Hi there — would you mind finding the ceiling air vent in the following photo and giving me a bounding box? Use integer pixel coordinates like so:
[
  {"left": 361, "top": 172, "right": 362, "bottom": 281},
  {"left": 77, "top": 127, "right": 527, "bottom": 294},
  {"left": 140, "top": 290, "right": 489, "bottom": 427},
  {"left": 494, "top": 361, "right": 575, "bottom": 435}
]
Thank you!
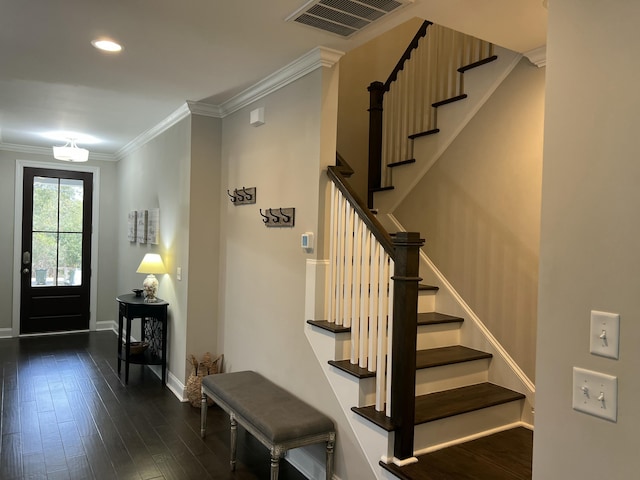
[{"left": 286, "top": 0, "right": 414, "bottom": 38}]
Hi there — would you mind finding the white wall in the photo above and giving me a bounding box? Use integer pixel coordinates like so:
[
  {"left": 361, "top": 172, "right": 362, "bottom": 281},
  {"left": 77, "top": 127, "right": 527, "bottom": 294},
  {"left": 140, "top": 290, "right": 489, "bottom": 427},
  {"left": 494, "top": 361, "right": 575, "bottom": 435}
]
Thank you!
[
  {"left": 218, "top": 66, "right": 372, "bottom": 479},
  {"left": 0, "top": 150, "right": 118, "bottom": 332},
  {"left": 534, "top": 1, "right": 640, "bottom": 478},
  {"left": 394, "top": 58, "right": 544, "bottom": 380},
  {"left": 336, "top": 17, "right": 425, "bottom": 202}
]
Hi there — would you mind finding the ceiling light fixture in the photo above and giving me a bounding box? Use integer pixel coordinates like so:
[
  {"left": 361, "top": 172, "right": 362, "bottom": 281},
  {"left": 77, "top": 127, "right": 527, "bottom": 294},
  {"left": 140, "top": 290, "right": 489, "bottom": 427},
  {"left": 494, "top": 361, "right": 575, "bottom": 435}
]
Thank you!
[
  {"left": 53, "top": 138, "right": 89, "bottom": 162},
  {"left": 91, "top": 38, "right": 123, "bottom": 52}
]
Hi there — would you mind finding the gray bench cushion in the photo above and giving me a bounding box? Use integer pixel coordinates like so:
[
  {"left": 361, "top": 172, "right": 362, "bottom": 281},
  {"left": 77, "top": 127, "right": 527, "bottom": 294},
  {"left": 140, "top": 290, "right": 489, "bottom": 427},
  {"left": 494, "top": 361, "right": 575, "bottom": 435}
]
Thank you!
[{"left": 201, "top": 371, "right": 334, "bottom": 443}]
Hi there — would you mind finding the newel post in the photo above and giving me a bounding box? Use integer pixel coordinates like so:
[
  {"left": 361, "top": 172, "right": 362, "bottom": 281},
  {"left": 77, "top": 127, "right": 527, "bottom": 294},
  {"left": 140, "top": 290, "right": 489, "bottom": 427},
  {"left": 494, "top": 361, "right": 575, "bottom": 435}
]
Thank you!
[
  {"left": 367, "top": 81, "right": 385, "bottom": 209},
  {"left": 391, "top": 231, "right": 424, "bottom": 461}
]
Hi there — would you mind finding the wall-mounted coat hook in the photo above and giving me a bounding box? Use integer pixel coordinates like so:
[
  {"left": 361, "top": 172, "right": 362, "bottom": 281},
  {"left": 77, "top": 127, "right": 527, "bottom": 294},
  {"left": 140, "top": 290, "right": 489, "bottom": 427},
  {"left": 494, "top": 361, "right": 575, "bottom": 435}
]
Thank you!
[
  {"left": 228, "top": 186, "right": 257, "bottom": 205},
  {"left": 260, "top": 207, "right": 295, "bottom": 227}
]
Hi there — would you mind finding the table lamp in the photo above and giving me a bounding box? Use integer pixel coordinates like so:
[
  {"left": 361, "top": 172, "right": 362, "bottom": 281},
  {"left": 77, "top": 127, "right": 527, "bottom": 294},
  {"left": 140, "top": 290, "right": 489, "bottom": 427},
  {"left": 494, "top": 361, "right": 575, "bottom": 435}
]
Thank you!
[{"left": 136, "top": 253, "right": 166, "bottom": 302}]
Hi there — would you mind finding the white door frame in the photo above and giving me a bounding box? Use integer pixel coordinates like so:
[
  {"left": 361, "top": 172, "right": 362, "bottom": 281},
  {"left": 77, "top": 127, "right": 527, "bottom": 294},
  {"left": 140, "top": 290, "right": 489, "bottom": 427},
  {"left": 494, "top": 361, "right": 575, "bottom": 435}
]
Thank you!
[{"left": 12, "top": 160, "right": 101, "bottom": 337}]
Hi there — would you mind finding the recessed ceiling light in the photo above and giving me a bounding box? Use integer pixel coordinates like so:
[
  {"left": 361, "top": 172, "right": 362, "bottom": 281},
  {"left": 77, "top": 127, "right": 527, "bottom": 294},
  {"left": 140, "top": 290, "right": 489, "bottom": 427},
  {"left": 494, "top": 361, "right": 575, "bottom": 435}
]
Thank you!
[{"left": 91, "top": 39, "right": 122, "bottom": 53}]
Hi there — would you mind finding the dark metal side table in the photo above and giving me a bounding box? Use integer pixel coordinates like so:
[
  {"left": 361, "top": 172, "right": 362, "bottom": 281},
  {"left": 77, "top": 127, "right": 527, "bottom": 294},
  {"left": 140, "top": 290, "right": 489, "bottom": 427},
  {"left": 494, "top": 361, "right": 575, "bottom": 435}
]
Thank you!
[{"left": 116, "top": 293, "right": 169, "bottom": 385}]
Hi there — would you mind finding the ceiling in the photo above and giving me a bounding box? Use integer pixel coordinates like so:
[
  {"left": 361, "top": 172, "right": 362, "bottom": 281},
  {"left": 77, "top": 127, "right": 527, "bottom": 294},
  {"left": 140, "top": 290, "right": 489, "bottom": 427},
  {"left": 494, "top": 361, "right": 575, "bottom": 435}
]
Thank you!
[{"left": 0, "top": 0, "right": 547, "bottom": 160}]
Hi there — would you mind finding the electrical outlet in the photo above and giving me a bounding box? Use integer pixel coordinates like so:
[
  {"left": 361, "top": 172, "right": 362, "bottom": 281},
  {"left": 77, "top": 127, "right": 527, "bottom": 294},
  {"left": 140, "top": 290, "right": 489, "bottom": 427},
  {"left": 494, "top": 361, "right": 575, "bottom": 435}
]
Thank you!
[
  {"left": 590, "top": 310, "right": 620, "bottom": 359},
  {"left": 572, "top": 367, "right": 617, "bottom": 422}
]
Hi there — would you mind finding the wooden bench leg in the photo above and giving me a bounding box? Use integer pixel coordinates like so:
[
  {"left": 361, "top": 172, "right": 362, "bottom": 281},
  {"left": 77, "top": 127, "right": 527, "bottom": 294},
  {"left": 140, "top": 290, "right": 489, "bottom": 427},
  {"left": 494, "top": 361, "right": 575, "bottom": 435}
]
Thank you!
[
  {"left": 200, "top": 391, "right": 208, "bottom": 438},
  {"left": 326, "top": 432, "right": 336, "bottom": 480},
  {"left": 230, "top": 413, "right": 238, "bottom": 471}
]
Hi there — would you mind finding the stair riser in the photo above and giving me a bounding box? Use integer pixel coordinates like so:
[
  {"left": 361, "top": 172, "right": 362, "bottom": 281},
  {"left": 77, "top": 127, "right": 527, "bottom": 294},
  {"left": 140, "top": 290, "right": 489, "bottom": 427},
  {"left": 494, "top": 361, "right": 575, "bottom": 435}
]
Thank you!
[
  {"left": 354, "top": 359, "right": 490, "bottom": 403},
  {"left": 413, "top": 400, "right": 524, "bottom": 454},
  {"left": 415, "top": 359, "right": 489, "bottom": 396},
  {"left": 418, "top": 293, "right": 435, "bottom": 312},
  {"left": 416, "top": 323, "right": 461, "bottom": 350}
]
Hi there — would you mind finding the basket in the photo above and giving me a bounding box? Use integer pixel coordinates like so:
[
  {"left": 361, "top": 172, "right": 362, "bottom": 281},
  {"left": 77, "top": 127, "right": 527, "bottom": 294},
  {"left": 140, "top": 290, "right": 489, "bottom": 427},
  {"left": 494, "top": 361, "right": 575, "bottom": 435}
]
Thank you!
[
  {"left": 186, "top": 352, "right": 223, "bottom": 408},
  {"left": 128, "top": 341, "right": 149, "bottom": 355}
]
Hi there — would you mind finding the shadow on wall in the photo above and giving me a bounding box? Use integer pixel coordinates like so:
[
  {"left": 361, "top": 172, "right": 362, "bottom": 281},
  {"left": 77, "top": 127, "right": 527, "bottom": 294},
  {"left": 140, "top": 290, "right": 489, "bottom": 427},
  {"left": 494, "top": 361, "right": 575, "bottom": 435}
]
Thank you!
[{"left": 398, "top": 168, "right": 538, "bottom": 381}]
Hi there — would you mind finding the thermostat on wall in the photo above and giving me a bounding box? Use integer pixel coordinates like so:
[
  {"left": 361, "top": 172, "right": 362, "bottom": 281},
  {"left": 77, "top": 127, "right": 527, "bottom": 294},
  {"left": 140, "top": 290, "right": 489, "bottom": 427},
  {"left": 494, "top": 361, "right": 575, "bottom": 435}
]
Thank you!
[{"left": 301, "top": 232, "right": 314, "bottom": 250}]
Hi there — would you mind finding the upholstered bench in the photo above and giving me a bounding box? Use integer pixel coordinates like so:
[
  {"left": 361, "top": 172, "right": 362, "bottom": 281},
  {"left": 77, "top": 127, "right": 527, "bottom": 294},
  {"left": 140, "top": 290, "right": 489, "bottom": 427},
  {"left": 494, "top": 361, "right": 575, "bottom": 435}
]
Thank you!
[{"left": 200, "top": 370, "right": 336, "bottom": 480}]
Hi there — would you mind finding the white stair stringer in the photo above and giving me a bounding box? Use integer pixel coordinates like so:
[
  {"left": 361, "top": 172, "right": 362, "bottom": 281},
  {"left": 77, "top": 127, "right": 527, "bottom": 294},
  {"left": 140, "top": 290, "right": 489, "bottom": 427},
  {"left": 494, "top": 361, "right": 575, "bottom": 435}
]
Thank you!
[
  {"left": 385, "top": 215, "right": 535, "bottom": 424},
  {"left": 304, "top": 259, "right": 393, "bottom": 480},
  {"left": 374, "top": 46, "right": 523, "bottom": 215},
  {"left": 304, "top": 322, "right": 394, "bottom": 480}
]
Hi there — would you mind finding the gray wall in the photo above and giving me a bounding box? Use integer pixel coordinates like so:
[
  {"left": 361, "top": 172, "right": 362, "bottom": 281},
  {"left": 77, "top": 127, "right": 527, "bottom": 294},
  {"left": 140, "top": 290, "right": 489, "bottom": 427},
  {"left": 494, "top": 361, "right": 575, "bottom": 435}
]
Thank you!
[
  {"left": 115, "top": 116, "right": 194, "bottom": 385},
  {"left": 218, "top": 66, "right": 372, "bottom": 479},
  {"left": 534, "top": 1, "right": 640, "bottom": 478},
  {"left": 394, "top": 58, "right": 544, "bottom": 380}
]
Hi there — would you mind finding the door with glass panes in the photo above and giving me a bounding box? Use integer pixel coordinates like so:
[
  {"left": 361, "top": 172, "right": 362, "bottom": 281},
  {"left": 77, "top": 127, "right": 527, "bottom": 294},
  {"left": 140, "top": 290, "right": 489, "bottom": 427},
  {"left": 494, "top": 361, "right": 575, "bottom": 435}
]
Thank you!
[{"left": 20, "top": 167, "right": 93, "bottom": 334}]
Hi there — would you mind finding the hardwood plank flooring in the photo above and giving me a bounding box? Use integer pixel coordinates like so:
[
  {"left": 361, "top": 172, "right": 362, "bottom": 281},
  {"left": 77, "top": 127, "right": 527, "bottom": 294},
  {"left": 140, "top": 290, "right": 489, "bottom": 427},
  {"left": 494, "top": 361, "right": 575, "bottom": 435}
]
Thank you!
[
  {"left": 380, "top": 427, "right": 533, "bottom": 480},
  {"left": 0, "top": 332, "right": 307, "bottom": 480}
]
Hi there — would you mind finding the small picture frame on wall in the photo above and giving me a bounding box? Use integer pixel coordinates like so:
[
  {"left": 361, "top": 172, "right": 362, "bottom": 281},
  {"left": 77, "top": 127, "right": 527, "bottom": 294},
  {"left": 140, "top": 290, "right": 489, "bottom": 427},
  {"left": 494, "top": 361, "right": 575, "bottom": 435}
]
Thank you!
[
  {"left": 137, "top": 209, "right": 148, "bottom": 244},
  {"left": 148, "top": 208, "right": 160, "bottom": 245},
  {"left": 127, "top": 211, "right": 137, "bottom": 242}
]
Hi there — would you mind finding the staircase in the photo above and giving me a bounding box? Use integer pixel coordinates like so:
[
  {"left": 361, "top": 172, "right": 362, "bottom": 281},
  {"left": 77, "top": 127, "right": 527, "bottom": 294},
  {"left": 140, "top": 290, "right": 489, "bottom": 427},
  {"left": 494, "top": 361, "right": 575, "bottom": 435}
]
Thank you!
[
  {"left": 307, "top": 273, "right": 531, "bottom": 479},
  {"left": 304, "top": 20, "right": 533, "bottom": 480}
]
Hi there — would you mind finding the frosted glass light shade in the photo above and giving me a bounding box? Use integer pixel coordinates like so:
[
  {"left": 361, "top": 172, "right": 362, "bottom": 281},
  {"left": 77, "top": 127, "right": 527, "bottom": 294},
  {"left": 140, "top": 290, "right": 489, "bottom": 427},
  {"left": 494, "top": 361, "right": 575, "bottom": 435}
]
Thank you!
[{"left": 53, "top": 139, "right": 89, "bottom": 162}]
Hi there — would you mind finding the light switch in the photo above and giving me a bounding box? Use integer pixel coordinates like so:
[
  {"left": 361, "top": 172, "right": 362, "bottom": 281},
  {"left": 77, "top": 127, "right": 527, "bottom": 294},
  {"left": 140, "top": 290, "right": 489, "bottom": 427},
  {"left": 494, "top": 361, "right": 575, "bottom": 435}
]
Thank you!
[
  {"left": 177, "top": 267, "right": 182, "bottom": 281},
  {"left": 572, "top": 367, "right": 617, "bottom": 422},
  {"left": 590, "top": 310, "right": 620, "bottom": 359}
]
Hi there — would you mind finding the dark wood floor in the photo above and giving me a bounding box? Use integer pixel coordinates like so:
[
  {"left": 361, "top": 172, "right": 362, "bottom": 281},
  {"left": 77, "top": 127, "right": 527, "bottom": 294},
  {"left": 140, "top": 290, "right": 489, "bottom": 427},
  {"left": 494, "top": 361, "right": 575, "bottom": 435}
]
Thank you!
[
  {"left": 0, "top": 331, "right": 308, "bottom": 480},
  {"left": 381, "top": 427, "right": 533, "bottom": 480}
]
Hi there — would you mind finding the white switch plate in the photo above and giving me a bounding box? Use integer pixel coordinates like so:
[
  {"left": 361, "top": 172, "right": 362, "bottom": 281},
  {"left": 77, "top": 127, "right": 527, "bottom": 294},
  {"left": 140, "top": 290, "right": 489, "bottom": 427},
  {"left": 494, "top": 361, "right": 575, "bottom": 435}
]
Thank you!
[
  {"left": 177, "top": 266, "right": 182, "bottom": 281},
  {"left": 572, "top": 367, "right": 617, "bottom": 422},
  {"left": 590, "top": 310, "right": 620, "bottom": 359}
]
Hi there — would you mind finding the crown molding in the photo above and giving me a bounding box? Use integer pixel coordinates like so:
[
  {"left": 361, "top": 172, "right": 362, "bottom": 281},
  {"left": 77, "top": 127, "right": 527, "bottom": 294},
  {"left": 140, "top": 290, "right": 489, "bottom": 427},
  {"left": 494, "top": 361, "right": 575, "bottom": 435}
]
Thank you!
[
  {"left": 0, "top": 142, "right": 115, "bottom": 162},
  {"left": 219, "top": 46, "right": 344, "bottom": 116},
  {"left": 186, "top": 101, "right": 224, "bottom": 118},
  {"left": 524, "top": 45, "right": 546, "bottom": 68},
  {"left": 4, "top": 46, "right": 345, "bottom": 162}
]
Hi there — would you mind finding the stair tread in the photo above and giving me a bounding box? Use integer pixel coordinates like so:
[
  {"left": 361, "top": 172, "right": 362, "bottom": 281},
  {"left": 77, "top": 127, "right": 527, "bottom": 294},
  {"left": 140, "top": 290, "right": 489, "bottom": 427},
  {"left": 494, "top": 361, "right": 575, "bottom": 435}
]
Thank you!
[
  {"left": 352, "top": 383, "right": 524, "bottom": 431},
  {"left": 416, "top": 345, "right": 492, "bottom": 369},
  {"left": 415, "top": 383, "right": 525, "bottom": 424},
  {"left": 417, "top": 312, "right": 463, "bottom": 325},
  {"left": 380, "top": 426, "right": 532, "bottom": 480},
  {"left": 388, "top": 158, "right": 416, "bottom": 168},
  {"left": 418, "top": 284, "right": 439, "bottom": 291},
  {"left": 328, "top": 359, "right": 376, "bottom": 378},
  {"left": 306, "top": 319, "right": 350, "bottom": 333}
]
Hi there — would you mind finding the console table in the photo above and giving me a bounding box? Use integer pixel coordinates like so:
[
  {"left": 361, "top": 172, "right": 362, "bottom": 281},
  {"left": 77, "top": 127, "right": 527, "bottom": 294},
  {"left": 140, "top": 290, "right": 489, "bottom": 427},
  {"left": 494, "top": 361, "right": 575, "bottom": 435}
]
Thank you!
[{"left": 116, "top": 293, "right": 169, "bottom": 385}]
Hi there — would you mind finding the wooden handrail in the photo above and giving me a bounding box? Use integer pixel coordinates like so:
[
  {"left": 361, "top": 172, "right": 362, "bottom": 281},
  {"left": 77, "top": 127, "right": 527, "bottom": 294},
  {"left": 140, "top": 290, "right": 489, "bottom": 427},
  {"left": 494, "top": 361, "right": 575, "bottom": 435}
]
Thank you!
[
  {"left": 384, "top": 21, "right": 432, "bottom": 90},
  {"left": 327, "top": 165, "right": 395, "bottom": 258}
]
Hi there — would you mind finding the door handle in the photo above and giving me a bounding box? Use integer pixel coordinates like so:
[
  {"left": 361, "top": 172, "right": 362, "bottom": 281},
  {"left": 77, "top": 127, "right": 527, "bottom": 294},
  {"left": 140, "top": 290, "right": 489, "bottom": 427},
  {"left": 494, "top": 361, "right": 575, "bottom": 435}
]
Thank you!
[{"left": 22, "top": 268, "right": 30, "bottom": 274}]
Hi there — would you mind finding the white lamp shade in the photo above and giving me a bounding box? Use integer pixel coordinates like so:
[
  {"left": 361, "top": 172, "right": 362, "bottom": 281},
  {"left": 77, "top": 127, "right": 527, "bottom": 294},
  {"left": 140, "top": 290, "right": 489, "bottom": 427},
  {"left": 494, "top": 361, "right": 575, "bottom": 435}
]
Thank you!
[{"left": 136, "top": 253, "right": 166, "bottom": 274}]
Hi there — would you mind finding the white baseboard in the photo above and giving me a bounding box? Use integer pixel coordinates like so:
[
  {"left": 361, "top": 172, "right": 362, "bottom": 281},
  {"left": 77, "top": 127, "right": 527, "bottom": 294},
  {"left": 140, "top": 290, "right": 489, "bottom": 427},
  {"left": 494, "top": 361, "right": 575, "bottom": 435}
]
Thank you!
[
  {"left": 0, "top": 328, "right": 13, "bottom": 338},
  {"left": 96, "top": 320, "right": 117, "bottom": 332}
]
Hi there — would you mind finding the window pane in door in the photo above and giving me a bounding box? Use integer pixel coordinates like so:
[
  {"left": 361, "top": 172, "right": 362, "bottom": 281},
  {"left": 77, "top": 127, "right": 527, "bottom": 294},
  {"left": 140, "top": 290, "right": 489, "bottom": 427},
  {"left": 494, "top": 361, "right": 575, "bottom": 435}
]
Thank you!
[
  {"left": 32, "top": 177, "right": 59, "bottom": 232},
  {"left": 59, "top": 179, "right": 83, "bottom": 232},
  {"left": 32, "top": 232, "right": 57, "bottom": 286},
  {"left": 58, "top": 233, "right": 82, "bottom": 286}
]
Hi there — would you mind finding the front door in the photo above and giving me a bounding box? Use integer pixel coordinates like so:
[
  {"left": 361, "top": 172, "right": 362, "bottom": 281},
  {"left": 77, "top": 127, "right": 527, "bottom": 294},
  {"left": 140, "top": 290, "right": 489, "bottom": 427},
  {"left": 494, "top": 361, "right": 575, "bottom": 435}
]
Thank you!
[{"left": 20, "top": 167, "right": 93, "bottom": 334}]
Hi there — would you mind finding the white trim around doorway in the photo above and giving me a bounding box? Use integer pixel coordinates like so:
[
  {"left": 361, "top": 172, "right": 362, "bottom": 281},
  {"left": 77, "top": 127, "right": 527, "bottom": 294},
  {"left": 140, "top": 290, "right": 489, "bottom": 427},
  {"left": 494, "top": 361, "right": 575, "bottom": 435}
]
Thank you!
[{"left": 12, "top": 160, "right": 101, "bottom": 337}]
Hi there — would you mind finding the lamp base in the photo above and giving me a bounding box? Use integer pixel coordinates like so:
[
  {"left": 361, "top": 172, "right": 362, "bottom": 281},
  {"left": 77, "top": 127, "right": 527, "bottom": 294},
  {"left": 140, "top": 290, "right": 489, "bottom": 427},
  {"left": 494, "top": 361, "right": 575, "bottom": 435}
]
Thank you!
[{"left": 142, "top": 274, "right": 159, "bottom": 303}]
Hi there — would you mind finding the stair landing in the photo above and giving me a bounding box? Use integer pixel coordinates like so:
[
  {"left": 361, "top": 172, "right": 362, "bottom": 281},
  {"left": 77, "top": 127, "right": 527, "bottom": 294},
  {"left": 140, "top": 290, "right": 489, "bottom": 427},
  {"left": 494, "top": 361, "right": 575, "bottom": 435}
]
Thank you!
[{"left": 380, "top": 426, "right": 532, "bottom": 480}]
